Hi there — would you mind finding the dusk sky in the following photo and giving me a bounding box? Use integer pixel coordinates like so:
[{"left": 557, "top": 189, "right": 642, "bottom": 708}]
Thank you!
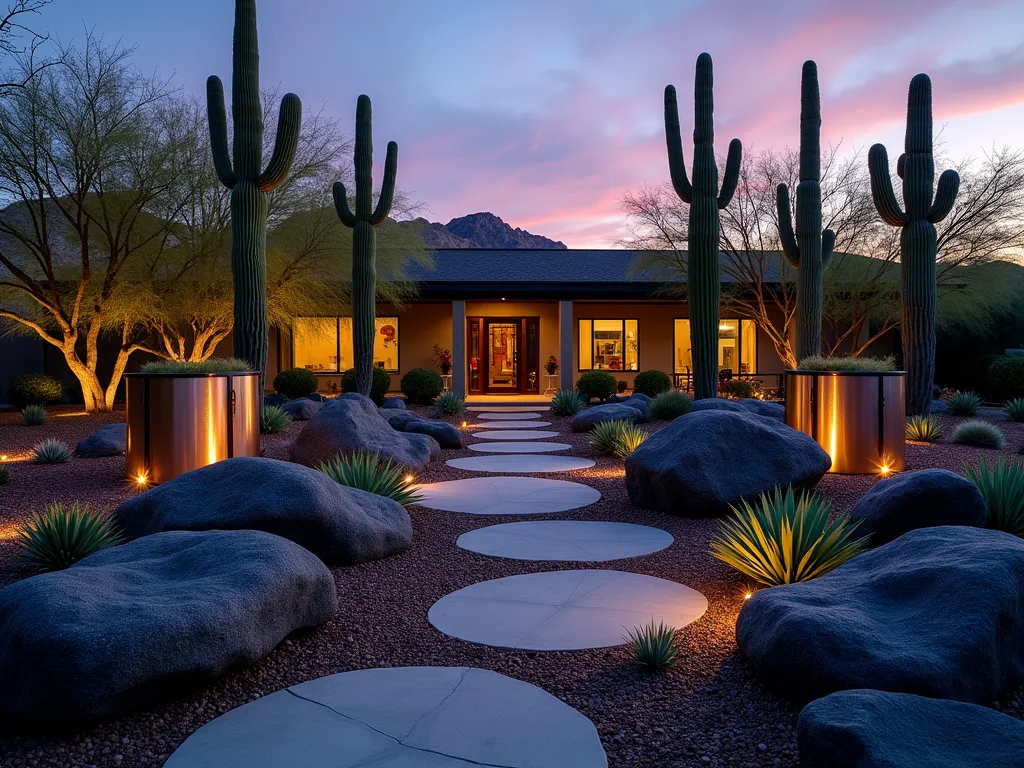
[{"left": 38, "top": 0, "right": 1024, "bottom": 247}]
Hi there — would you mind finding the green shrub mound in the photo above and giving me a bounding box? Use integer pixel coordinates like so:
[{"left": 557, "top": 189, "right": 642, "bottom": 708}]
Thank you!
[
  {"left": 6, "top": 374, "right": 63, "bottom": 409},
  {"left": 400, "top": 368, "right": 442, "bottom": 406},
  {"left": 988, "top": 357, "right": 1024, "bottom": 402},
  {"left": 906, "top": 415, "right": 942, "bottom": 443},
  {"left": 140, "top": 358, "right": 251, "bottom": 374},
  {"left": 952, "top": 420, "right": 1004, "bottom": 449},
  {"left": 22, "top": 405, "right": 47, "bottom": 426},
  {"left": 948, "top": 391, "right": 983, "bottom": 416},
  {"left": 724, "top": 379, "right": 755, "bottom": 399},
  {"left": 575, "top": 370, "right": 617, "bottom": 402},
  {"left": 15, "top": 502, "right": 124, "bottom": 572},
  {"left": 273, "top": 367, "right": 318, "bottom": 399},
  {"left": 798, "top": 355, "right": 898, "bottom": 372},
  {"left": 649, "top": 390, "right": 693, "bottom": 420},
  {"left": 550, "top": 389, "right": 586, "bottom": 417},
  {"left": 963, "top": 458, "right": 1024, "bottom": 538},
  {"left": 260, "top": 405, "right": 292, "bottom": 434},
  {"left": 343, "top": 367, "right": 392, "bottom": 405},
  {"left": 319, "top": 451, "right": 423, "bottom": 507},
  {"left": 1003, "top": 398, "right": 1024, "bottom": 423},
  {"left": 632, "top": 370, "right": 672, "bottom": 397},
  {"left": 433, "top": 391, "right": 467, "bottom": 417},
  {"left": 625, "top": 620, "right": 680, "bottom": 672}
]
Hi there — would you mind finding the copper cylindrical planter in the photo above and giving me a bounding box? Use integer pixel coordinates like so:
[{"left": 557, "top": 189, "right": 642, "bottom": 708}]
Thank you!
[
  {"left": 785, "top": 370, "right": 906, "bottom": 474},
  {"left": 125, "top": 371, "right": 260, "bottom": 485}
]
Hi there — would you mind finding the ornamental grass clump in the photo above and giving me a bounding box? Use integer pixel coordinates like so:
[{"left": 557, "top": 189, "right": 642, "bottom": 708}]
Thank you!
[
  {"left": 906, "top": 414, "right": 942, "bottom": 443},
  {"left": 260, "top": 405, "right": 292, "bottom": 435},
  {"left": 15, "top": 502, "right": 124, "bottom": 572},
  {"left": 319, "top": 451, "right": 423, "bottom": 507},
  {"left": 798, "top": 354, "right": 898, "bottom": 372},
  {"left": 952, "top": 420, "right": 1004, "bottom": 449},
  {"left": 550, "top": 389, "right": 585, "bottom": 417},
  {"left": 947, "top": 391, "right": 983, "bottom": 416},
  {"left": 964, "top": 458, "right": 1024, "bottom": 537},
  {"left": 1003, "top": 398, "right": 1024, "bottom": 423},
  {"left": 710, "top": 486, "right": 868, "bottom": 586},
  {"left": 624, "top": 620, "right": 680, "bottom": 672},
  {"left": 433, "top": 390, "right": 467, "bottom": 417},
  {"left": 140, "top": 358, "right": 251, "bottom": 374},
  {"left": 21, "top": 405, "right": 47, "bottom": 426},
  {"left": 32, "top": 438, "right": 72, "bottom": 464},
  {"left": 588, "top": 419, "right": 647, "bottom": 459},
  {"left": 649, "top": 389, "right": 693, "bottom": 420},
  {"left": 611, "top": 423, "right": 648, "bottom": 460}
]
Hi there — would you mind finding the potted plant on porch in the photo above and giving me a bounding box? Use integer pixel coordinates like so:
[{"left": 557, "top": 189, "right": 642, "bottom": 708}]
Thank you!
[
  {"left": 433, "top": 344, "right": 453, "bottom": 376},
  {"left": 545, "top": 355, "right": 558, "bottom": 375}
]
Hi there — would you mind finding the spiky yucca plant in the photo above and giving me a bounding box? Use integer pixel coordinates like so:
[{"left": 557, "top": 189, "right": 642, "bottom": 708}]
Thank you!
[
  {"left": 964, "top": 458, "right": 1024, "bottom": 537},
  {"left": 952, "top": 420, "right": 1004, "bottom": 449},
  {"left": 1003, "top": 398, "right": 1024, "bottom": 423},
  {"left": 649, "top": 389, "right": 693, "bottom": 420},
  {"left": 260, "top": 404, "right": 292, "bottom": 434},
  {"left": 433, "top": 390, "right": 467, "bottom": 417},
  {"left": 906, "top": 414, "right": 942, "bottom": 443},
  {"left": 710, "top": 486, "right": 868, "bottom": 586},
  {"left": 612, "top": 423, "right": 648, "bottom": 460},
  {"left": 624, "top": 620, "right": 680, "bottom": 672},
  {"left": 21, "top": 405, "right": 47, "bottom": 426},
  {"left": 319, "top": 451, "right": 423, "bottom": 507},
  {"left": 948, "top": 391, "right": 983, "bottom": 416},
  {"left": 32, "top": 438, "right": 72, "bottom": 464},
  {"left": 550, "top": 389, "right": 586, "bottom": 417},
  {"left": 15, "top": 502, "right": 124, "bottom": 572}
]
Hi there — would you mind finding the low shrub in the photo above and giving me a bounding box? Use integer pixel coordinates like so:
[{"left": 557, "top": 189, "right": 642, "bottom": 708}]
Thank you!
[
  {"left": 433, "top": 390, "right": 467, "bottom": 417},
  {"left": 987, "top": 357, "right": 1024, "bottom": 401},
  {"left": 724, "top": 379, "right": 755, "bottom": 399},
  {"left": 952, "top": 420, "right": 1004, "bottom": 449},
  {"left": 15, "top": 502, "right": 124, "bottom": 572},
  {"left": 6, "top": 373, "right": 63, "bottom": 409},
  {"left": 319, "top": 451, "right": 423, "bottom": 507},
  {"left": 649, "top": 389, "right": 693, "bottom": 420},
  {"left": 550, "top": 389, "right": 585, "bottom": 417},
  {"left": 1003, "top": 398, "right": 1024, "bottom": 423},
  {"left": 588, "top": 419, "right": 648, "bottom": 459},
  {"left": 32, "top": 438, "right": 73, "bottom": 464},
  {"left": 632, "top": 370, "right": 672, "bottom": 397},
  {"left": 906, "top": 415, "right": 942, "bottom": 443},
  {"left": 140, "top": 358, "right": 250, "bottom": 374},
  {"left": 343, "top": 366, "right": 392, "bottom": 405},
  {"left": 710, "top": 486, "right": 868, "bottom": 586},
  {"left": 260, "top": 405, "right": 292, "bottom": 434},
  {"left": 624, "top": 620, "right": 680, "bottom": 672},
  {"left": 575, "top": 370, "right": 617, "bottom": 402},
  {"left": 948, "top": 391, "right": 983, "bottom": 416},
  {"left": 399, "top": 367, "right": 442, "bottom": 406},
  {"left": 799, "top": 355, "right": 898, "bottom": 372},
  {"left": 963, "top": 458, "right": 1024, "bottom": 537},
  {"left": 22, "top": 405, "right": 47, "bottom": 426},
  {"left": 273, "top": 367, "right": 318, "bottom": 399}
]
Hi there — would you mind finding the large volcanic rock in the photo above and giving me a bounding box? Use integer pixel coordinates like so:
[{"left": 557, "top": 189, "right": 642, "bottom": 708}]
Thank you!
[
  {"left": 378, "top": 409, "right": 465, "bottom": 449},
  {"left": 798, "top": 689, "right": 1024, "bottom": 768},
  {"left": 737, "top": 398, "right": 785, "bottom": 420},
  {"left": 690, "top": 397, "right": 747, "bottom": 413},
  {"left": 281, "top": 398, "right": 322, "bottom": 421},
  {"left": 625, "top": 410, "right": 830, "bottom": 516},
  {"left": 75, "top": 423, "right": 126, "bottom": 457},
  {"left": 570, "top": 403, "right": 647, "bottom": 433},
  {"left": 290, "top": 393, "right": 439, "bottom": 470},
  {"left": 114, "top": 457, "right": 412, "bottom": 565},
  {"left": 0, "top": 530, "right": 337, "bottom": 724},
  {"left": 737, "top": 526, "right": 1024, "bottom": 704}
]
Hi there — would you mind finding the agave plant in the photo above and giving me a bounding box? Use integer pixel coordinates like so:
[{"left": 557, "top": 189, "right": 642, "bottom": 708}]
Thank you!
[
  {"left": 952, "top": 420, "right": 1004, "bottom": 449},
  {"left": 947, "top": 390, "right": 983, "bottom": 416},
  {"left": 260, "top": 404, "right": 292, "bottom": 435},
  {"left": 1003, "top": 398, "right": 1024, "bottom": 423},
  {"left": 32, "top": 438, "right": 72, "bottom": 464},
  {"left": 906, "top": 414, "right": 942, "bottom": 443},
  {"left": 649, "top": 389, "right": 693, "bottom": 420},
  {"left": 964, "top": 458, "right": 1024, "bottom": 537},
  {"left": 319, "top": 451, "right": 423, "bottom": 507},
  {"left": 612, "top": 423, "right": 648, "bottom": 460},
  {"left": 21, "top": 404, "right": 47, "bottom": 426},
  {"left": 433, "top": 390, "right": 467, "bottom": 417},
  {"left": 710, "top": 486, "right": 868, "bottom": 586},
  {"left": 624, "top": 619, "right": 680, "bottom": 671},
  {"left": 15, "top": 502, "right": 124, "bottom": 572},
  {"left": 550, "top": 389, "right": 585, "bottom": 417}
]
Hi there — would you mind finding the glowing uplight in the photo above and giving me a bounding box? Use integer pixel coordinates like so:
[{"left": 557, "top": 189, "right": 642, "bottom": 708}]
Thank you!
[
  {"left": 744, "top": 592, "right": 752, "bottom": 601},
  {"left": 462, "top": 421, "right": 468, "bottom": 427},
  {"left": 874, "top": 454, "right": 897, "bottom": 478},
  {"left": 133, "top": 471, "right": 150, "bottom": 489},
  {"left": 0, "top": 454, "right": 7, "bottom": 462},
  {"left": 404, "top": 474, "right": 415, "bottom": 484}
]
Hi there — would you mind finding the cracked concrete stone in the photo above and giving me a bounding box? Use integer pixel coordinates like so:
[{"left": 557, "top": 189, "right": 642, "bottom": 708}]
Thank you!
[
  {"left": 457, "top": 521, "right": 674, "bottom": 562},
  {"left": 165, "top": 666, "right": 607, "bottom": 767},
  {"left": 468, "top": 442, "right": 571, "bottom": 454},
  {"left": 471, "top": 430, "right": 559, "bottom": 441},
  {"left": 416, "top": 477, "right": 601, "bottom": 515},
  {"left": 446, "top": 455, "right": 596, "bottom": 473}
]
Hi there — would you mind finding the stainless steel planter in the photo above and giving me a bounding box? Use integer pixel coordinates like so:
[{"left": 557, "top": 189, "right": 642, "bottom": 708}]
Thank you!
[
  {"left": 125, "top": 371, "right": 260, "bottom": 485},
  {"left": 785, "top": 370, "right": 906, "bottom": 475}
]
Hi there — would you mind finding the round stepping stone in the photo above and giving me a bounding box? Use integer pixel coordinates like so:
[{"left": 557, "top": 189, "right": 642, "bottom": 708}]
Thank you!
[
  {"left": 458, "top": 521, "right": 674, "bottom": 561},
  {"left": 467, "top": 406, "right": 548, "bottom": 413},
  {"left": 469, "top": 441, "right": 571, "bottom": 454},
  {"left": 447, "top": 455, "right": 595, "bottom": 473},
  {"left": 417, "top": 477, "right": 601, "bottom": 515},
  {"left": 473, "top": 420, "right": 552, "bottom": 429},
  {"left": 473, "top": 429, "right": 559, "bottom": 440},
  {"left": 429, "top": 570, "right": 708, "bottom": 651},
  {"left": 477, "top": 412, "right": 542, "bottom": 420},
  {"left": 165, "top": 666, "right": 607, "bottom": 768}
]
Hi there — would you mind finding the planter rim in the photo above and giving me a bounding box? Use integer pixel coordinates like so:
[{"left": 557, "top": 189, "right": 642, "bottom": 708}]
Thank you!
[
  {"left": 785, "top": 368, "right": 906, "bottom": 377},
  {"left": 125, "top": 370, "right": 258, "bottom": 379}
]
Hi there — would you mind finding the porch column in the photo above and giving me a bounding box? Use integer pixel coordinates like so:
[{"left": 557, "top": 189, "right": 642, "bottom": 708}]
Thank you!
[
  {"left": 452, "top": 300, "right": 466, "bottom": 397},
  {"left": 558, "top": 300, "right": 574, "bottom": 392}
]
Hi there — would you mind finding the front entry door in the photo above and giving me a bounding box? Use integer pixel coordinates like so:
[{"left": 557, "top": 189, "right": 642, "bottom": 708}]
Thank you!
[
  {"left": 467, "top": 316, "right": 541, "bottom": 395},
  {"left": 485, "top": 320, "right": 518, "bottom": 393}
]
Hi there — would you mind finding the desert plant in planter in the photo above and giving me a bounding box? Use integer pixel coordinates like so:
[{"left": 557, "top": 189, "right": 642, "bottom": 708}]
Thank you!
[
  {"left": 15, "top": 502, "right": 124, "bottom": 572},
  {"left": 649, "top": 389, "right": 693, "bottom": 420},
  {"left": 273, "top": 367, "right": 318, "bottom": 399},
  {"left": 575, "top": 370, "right": 617, "bottom": 402},
  {"left": 319, "top": 451, "right": 422, "bottom": 507},
  {"left": 550, "top": 389, "right": 586, "bottom": 417}
]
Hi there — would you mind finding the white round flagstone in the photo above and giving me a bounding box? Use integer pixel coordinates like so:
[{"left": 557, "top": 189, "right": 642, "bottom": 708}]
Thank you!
[
  {"left": 477, "top": 412, "right": 542, "bottom": 420},
  {"left": 416, "top": 476, "right": 601, "bottom": 515},
  {"left": 469, "top": 441, "right": 571, "bottom": 454},
  {"left": 447, "top": 455, "right": 595, "bottom": 473},
  {"left": 473, "top": 429, "right": 559, "bottom": 440},
  {"left": 467, "top": 406, "right": 547, "bottom": 413},
  {"left": 165, "top": 666, "right": 607, "bottom": 768},
  {"left": 457, "top": 521, "right": 674, "bottom": 562},
  {"left": 429, "top": 570, "right": 708, "bottom": 651},
  {"left": 471, "top": 420, "right": 552, "bottom": 429}
]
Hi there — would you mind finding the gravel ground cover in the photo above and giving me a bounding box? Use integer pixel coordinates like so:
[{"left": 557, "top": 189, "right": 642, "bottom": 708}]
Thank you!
[{"left": 0, "top": 404, "right": 1022, "bottom": 767}]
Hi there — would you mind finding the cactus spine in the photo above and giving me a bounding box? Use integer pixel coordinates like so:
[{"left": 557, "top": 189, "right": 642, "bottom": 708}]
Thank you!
[
  {"left": 665, "top": 52, "right": 742, "bottom": 400},
  {"left": 778, "top": 61, "right": 835, "bottom": 364},
  {"left": 868, "top": 74, "right": 960, "bottom": 416},
  {"left": 333, "top": 95, "right": 398, "bottom": 397},
  {"left": 207, "top": 0, "right": 301, "bottom": 384}
]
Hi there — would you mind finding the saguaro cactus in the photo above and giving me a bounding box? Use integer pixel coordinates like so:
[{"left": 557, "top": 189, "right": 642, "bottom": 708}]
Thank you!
[
  {"left": 333, "top": 95, "right": 398, "bottom": 397},
  {"left": 665, "top": 52, "right": 742, "bottom": 400},
  {"left": 208, "top": 0, "right": 301, "bottom": 383},
  {"left": 868, "top": 74, "right": 959, "bottom": 417},
  {"left": 778, "top": 61, "right": 836, "bottom": 364}
]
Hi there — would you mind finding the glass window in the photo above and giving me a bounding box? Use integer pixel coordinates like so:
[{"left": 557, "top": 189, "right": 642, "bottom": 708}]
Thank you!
[
  {"left": 294, "top": 316, "right": 399, "bottom": 373},
  {"left": 718, "top": 319, "right": 739, "bottom": 374},
  {"left": 578, "top": 319, "right": 639, "bottom": 371},
  {"left": 740, "top": 320, "right": 757, "bottom": 375},
  {"left": 674, "top": 318, "right": 757, "bottom": 374},
  {"left": 674, "top": 319, "right": 692, "bottom": 373},
  {"left": 578, "top": 319, "right": 592, "bottom": 370}
]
